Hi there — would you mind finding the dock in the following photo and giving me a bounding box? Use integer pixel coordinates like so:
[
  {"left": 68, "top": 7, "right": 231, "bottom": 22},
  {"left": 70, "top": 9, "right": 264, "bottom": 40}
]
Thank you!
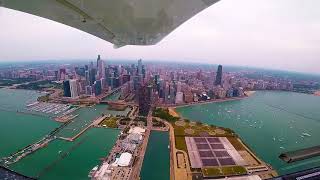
[{"left": 279, "top": 145, "right": 320, "bottom": 163}]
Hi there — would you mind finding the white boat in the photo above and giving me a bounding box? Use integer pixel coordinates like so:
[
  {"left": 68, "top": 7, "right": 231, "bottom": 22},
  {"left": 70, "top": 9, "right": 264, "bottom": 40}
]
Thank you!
[
  {"left": 302, "top": 133, "right": 311, "bottom": 137},
  {"left": 26, "top": 102, "right": 39, "bottom": 107},
  {"left": 88, "top": 165, "right": 98, "bottom": 178}
]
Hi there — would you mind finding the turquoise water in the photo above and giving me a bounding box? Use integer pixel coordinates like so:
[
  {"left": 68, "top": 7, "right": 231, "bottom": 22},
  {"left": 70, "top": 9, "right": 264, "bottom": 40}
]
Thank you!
[
  {"left": 140, "top": 131, "right": 170, "bottom": 180},
  {"left": 0, "top": 89, "right": 121, "bottom": 179},
  {"left": 102, "top": 92, "right": 120, "bottom": 101},
  {"left": 0, "top": 89, "right": 59, "bottom": 158},
  {"left": 0, "top": 89, "right": 46, "bottom": 110},
  {"left": 11, "top": 128, "right": 119, "bottom": 180},
  {"left": 176, "top": 91, "right": 320, "bottom": 175},
  {"left": 56, "top": 104, "right": 130, "bottom": 138}
]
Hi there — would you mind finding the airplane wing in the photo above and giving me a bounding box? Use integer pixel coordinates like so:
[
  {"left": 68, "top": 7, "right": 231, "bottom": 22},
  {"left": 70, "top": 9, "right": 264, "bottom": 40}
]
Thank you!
[{"left": 0, "top": 0, "right": 220, "bottom": 47}]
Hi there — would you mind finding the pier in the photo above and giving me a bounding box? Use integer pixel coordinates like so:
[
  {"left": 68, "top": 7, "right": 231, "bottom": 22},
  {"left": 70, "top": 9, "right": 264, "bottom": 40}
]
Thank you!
[
  {"left": 279, "top": 145, "right": 320, "bottom": 163},
  {"left": 0, "top": 115, "right": 74, "bottom": 166},
  {"left": 58, "top": 115, "right": 107, "bottom": 142}
]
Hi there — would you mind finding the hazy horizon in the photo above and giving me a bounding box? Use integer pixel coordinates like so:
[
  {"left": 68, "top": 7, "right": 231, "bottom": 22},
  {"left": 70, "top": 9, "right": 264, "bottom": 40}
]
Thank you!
[
  {"left": 1, "top": 59, "right": 320, "bottom": 77},
  {"left": 1, "top": 0, "right": 320, "bottom": 74}
]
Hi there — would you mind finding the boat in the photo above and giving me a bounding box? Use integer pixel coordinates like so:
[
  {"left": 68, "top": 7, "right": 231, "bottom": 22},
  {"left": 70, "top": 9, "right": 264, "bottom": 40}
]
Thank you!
[
  {"left": 26, "top": 101, "right": 39, "bottom": 107},
  {"left": 88, "top": 165, "right": 98, "bottom": 178},
  {"left": 302, "top": 133, "right": 311, "bottom": 137}
]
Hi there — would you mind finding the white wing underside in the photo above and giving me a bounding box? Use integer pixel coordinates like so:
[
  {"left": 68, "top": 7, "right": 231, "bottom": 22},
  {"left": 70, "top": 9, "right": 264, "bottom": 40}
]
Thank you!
[{"left": 1, "top": 0, "right": 219, "bottom": 47}]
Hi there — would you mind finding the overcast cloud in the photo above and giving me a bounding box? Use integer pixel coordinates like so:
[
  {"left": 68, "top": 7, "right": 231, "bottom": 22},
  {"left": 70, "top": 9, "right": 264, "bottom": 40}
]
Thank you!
[{"left": 0, "top": 0, "right": 320, "bottom": 74}]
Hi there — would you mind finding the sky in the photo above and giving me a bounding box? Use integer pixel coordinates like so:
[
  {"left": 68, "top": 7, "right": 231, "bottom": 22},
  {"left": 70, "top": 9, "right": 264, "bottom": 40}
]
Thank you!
[{"left": 0, "top": 0, "right": 320, "bottom": 74}]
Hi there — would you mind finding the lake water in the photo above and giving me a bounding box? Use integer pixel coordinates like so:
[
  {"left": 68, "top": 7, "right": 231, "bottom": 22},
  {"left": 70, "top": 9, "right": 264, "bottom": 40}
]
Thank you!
[
  {"left": 0, "top": 89, "right": 120, "bottom": 179},
  {"left": 11, "top": 128, "right": 119, "bottom": 180},
  {"left": 0, "top": 89, "right": 59, "bottom": 158},
  {"left": 56, "top": 104, "right": 130, "bottom": 138},
  {"left": 176, "top": 91, "right": 320, "bottom": 175}
]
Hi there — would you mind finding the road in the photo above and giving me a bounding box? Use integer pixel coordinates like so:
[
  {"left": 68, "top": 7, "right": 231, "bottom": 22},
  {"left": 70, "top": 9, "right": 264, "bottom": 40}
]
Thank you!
[{"left": 129, "top": 110, "right": 152, "bottom": 180}]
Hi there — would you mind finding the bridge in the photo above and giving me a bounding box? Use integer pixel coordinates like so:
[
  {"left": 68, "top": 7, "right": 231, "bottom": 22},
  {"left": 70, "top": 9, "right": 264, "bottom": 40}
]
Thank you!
[
  {"left": 97, "top": 86, "right": 123, "bottom": 102},
  {"left": 100, "top": 100, "right": 137, "bottom": 107}
]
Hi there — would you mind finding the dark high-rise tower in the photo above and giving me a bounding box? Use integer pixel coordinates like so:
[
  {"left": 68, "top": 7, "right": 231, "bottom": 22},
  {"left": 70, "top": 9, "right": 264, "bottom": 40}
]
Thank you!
[
  {"left": 215, "top": 65, "right": 223, "bottom": 86},
  {"left": 63, "top": 80, "right": 71, "bottom": 97},
  {"left": 138, "top": 83, "right": 151, "bottom": 116}
]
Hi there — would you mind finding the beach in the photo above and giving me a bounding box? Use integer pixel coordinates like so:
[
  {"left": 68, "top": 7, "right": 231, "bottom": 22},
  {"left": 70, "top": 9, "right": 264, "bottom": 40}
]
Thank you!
[
  {"left": 244, "top": 91, "right": 256, "bottom": 96},
  {"left": 168, "top": 107, "right": 180, "bottom": 117}
]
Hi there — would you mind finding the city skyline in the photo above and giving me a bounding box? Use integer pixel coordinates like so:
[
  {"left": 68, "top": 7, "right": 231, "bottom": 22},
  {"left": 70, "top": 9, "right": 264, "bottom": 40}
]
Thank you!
[
  {"left": 1, "top": 1, "right": 320, "bottom": 179},
  {"left": 1, "top": 0, "right": 320, "bottom": 74},
  {"left": 0, "top": 56, "right": 320, "bottom": 179}
]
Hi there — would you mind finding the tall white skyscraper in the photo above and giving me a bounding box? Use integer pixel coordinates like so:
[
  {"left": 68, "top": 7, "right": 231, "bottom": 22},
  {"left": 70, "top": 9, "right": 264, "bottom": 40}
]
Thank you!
[
  {"left": 69, "top": 79, "right": 79, "bottom": 98},
  {"left": 97, "top": 55, "right": 105, "bottom": 79}
]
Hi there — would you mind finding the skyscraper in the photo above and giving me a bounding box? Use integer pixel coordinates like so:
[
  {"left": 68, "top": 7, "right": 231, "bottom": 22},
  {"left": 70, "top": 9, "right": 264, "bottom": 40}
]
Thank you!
[
  {"left": 69, "top": 79, "right": 79, "bottom": 98},
  {"left": 137, "top": 59, "right": 142, "bottom": 75},
  {"left": 89, "top": 68, "right": 96, "bottom": 85},
  {"left": 63, "top": 80, "right": 71, "bottom": 97},
  {"left": 59, "top": 68, "right": 66, "bottom": 81},
  {"left": 138, "top": 83, "right": 151, "bottom": 116},
  {"left": 95, "top": 80, "right": 102, "bottom": 95},
  {"left": 85, "top": 70, "right": 90, "bottom": 85},
  {"left": 215, "top": 65, "right": 223, "bottom": 86},
  {"left": 97, "top": 55, "right": 105, "bottom": 79}
]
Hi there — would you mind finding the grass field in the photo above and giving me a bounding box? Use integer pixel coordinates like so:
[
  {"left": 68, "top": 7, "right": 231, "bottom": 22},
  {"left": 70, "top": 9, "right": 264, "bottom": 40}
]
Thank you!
[
  {"left": 202, "top": 166, "right": 247, "bottom": 177},
  {"left": 226, "top": 137, "right": 246, "bottom": 151},
  {"left": 172, "top": 120, "right": 237, "bottom": 152},
  {"left": 99, "top": 117, "right": 119, "bottom": 128}
]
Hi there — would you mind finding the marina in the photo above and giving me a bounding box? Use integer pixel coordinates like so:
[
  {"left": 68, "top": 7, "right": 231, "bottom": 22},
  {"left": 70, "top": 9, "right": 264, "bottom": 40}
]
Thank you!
[
  {"left": 0, "top": 89, "right": 129, "bottom": 179},
  {"left": 27, "top": 102, "right": 78, "bottom": 117}
]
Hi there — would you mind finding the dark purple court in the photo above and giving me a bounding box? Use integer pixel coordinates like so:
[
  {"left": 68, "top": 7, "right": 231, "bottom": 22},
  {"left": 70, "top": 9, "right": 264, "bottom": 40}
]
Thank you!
[{"left": 185, "top": 137, "right": 245, "bottom": 168}]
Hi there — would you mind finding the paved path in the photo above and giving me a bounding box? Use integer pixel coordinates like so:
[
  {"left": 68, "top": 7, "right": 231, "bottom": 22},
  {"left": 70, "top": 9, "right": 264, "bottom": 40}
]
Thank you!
[
  {"left": 153, "top": 117, "right": 192, "bottom": 180},
  {"left": 129, "top": 111, "right": 152, "bottom": 180}
]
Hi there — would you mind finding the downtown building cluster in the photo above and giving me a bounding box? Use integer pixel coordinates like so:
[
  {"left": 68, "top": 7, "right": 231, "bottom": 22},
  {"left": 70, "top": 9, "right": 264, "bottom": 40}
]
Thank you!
[
  {"left": 143, "top": 64, "right": 246, "bottom": 106},
  {"left": 142, "top": 64, "right": 296, "bottom": 107},
  {"left": 0, "top": 59, "right": 303, "bottom": 109},
  {"left": 61, "top": 56, "right": 148, "bottom": 100}
]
